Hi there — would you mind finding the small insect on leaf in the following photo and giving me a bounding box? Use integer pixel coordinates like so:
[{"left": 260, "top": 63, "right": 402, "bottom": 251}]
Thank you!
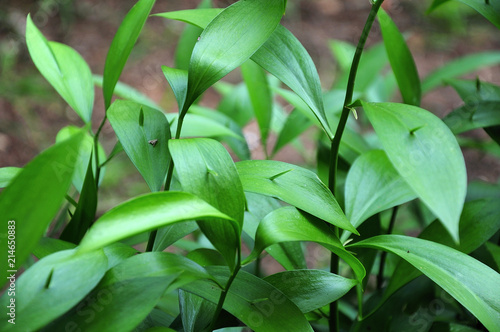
[{"left": 148, "top": 139, "right": 158, "bottom": 147}]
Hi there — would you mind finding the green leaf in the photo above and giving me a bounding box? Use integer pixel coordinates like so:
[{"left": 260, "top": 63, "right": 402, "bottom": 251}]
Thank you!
[
  {"left": 379, "top": 198, "right": 500, "bottom": 310},
  {"left": 26, "top": 15, "right": 94, "bottom": 123},
  {"left": 362, "top": 102, "right": 467, "bottom": 242},
  {"left": 153, "top": 8, "right": 223, "bottom": 29},
  {"left": 55, "top": 125, "right": 106, "bottom": 192},
  {"left": 174, "top": 0, "right": 213, "bottom": 70},
  {"left": 182, "top": 266, "right": 314, "bottom": 332},
  {"left": 167, "top": 113, "right": 242, "bottom": 140},
  {"left": 422, "top": 52, "right": 500, "bottom": 93},
  {"left": 33, "top": 237, "right": 77, "bottom": 259},
  {"left": 169, "top": 138, "right": 245, "bottom": 269},
  {"left": 251, "top": 25, "right": 333, "bottom": 139},
  {"left": 445, "top": 78, "right": 500, "bottom": 102},
  {"left": 0, "top": 249, "right": 107, "bottom": 331},
  {"left": 241, "top": 59, "right": 273, "bottom": 150},
  {"left": 244, "top": 193, "right": 306, "bottom": 270},
  {"left": 378, "top": 9, "right": 421, "bottom": 106},
  {"left": 152, "top": 221, "right": 198, "bottom": 252},
  {"left": 329, "top": 39, "right": 356, "bottom": 73},
  {"left": 236, "top": 160, "right": 357, "bottom": 234},
  {"left": 427, "top": 0, "right": 500, "bottom": 28},
  {"left": 184, "top": 0, "right": 284, "bottom": 111},
  {"left": 103, "top": 0, "right": 155, "bottom": 109},
  {"left": 78, "top": 191, "right": 236, "bottom": 253},
  {"left": 60, "top": 154, "right": 98, "bottom": 244},
  {"left": 93, "top": 74, "right": 163, "bottom": 111},
  {"left": 179, "top": 290, "right": 217, "bottom": 332},
  {"left": 0, "top": 131, "right": 83, "bottom": 284},
  {"left": 162, "top": 66, "right": 188, "bottom": 114},
  {"left": 108, "top": 100, "right": 171, "bottom": 192},
  {"left": 350, "top": 235, "right": 500, "bottom": 332},
  {"left": 443, "top": 101, "right": 500, "bottom": 134},
  {"left": 244, "top": 206, "right": 365, "bottom": 284},
  {"left": 48, "top": 277, "right": 173, "bottom": 332},
  {"left": 99, "top": 252, "right": 218, "bottom": 290},
  {"left": 343, "top": 150, "right": 416, "bottom": 242},
  {"left": 272, "top": 108, "right": 312, "bottom": 156},
  {"left": 264, "top": 270, "right": 358, "bottom": 313},
  {"left": 0, "top": 167, "right": 21, "bottom": 188}
]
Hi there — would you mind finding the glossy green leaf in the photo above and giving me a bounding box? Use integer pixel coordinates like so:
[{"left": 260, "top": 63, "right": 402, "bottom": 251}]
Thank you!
[
  {"left": 78, "top": 191, "right": 236, "bottom": 253},
  {"left": 350, "top": 235, "right": 500, "bottom": 331},
  {"left": 174, "top": 0, "right": 213, "bottom": 70},
  {"left": 153, "top": 221, "right": 198, "bottom": 252},
  {"left": 443, "top": 101, "right": 500, "bottom": 134},
  {"left": 48, "top": 277, "right": 173, "bottom": 332},
  {"left": 169, "top": 138, "right": 245, "bottom": 269},
  {"left": 422, "top": 52, "right": 500, "bottom": 93},
  {"left": 99, "top": 252, "right": 218, "bottom": 290},
  {"left": 343, "top": 150, "right": 416, "bottom": 242},
  {"left": 33, "top": 237, "right": 76, "bottom": 259},
  {"left": 179, "top": 290, "right": 217, "bottom": 332},
  {"left": 103, "top": 0, "right": 155, "bottom": 109},
  {"left": 0, "top": 167, "right": 21, "bottom": 188},
  {"left": 108, "top": 100, "right": 171, "bottom": 192},
  {"left": 158, "top": 8, "right": 332, "bottom": 139},
  {"left": 184, "top": 0, "right": 284, "bottom": 111},
  {"left": 167, "top": 113, "right": 242, "bottom": 140},
  {"left": 189, "top": 105, "right": 251, "bottom": 160},
  {"left": 264, "top": 270, "right": 358, "bottom": 313},
  {"left": 244, "top": 207, "right": 365, "bottom": 283},
  {"left": 0, "top": 131, "right": 83, "bottom": 284},
  {"left": 236, "top": 160, "right": 357, "bottom": 234},
  {"left": 0, "top": 249, "right": 107, "bottom": 331},
  {"left": 362, "top": 102, "right": 467, "bottom": 242},
  {"left": 241, "top": 59, "right": 273, "bottom": 149},
  {"left": 445, "top": 78, "right": 500, "bottom": 102},
  {"left": 427, "top": 0, "right": 500, "bottom": 28},
  {"left": 244, "top": 192, "right": 306, "bottom": 270},
  {"left": 162, "top": 66, "right": 188, "bottom": 114},
  {"left": 378, "top": 9, "right": 421, "bottom": 106},
  {"left": 60, "top": 154, "right": 97, "bottom": 244},
  {"left": 26, "top": 15, "right": 94, "bottom": 123},
  {"left": 187, "top": 248, "right": 226, "bottom": 267},
  {"left": 272, "top": 108, "right": 312, "bottom": 156},
  {"left": 252, "top": 25, "right": 333, "bottom": 139},
  {"left": 216, "top": 82, "right": 254, "bottom": 127},
  {"left": 380, "top": 198, "right": 500, "bottom": 310},
  {"left": 182, "top": 266, "right": 314, "bottom": 332},
  {"left": 93, "top": 74, "right": 163, "bottom": 111}
]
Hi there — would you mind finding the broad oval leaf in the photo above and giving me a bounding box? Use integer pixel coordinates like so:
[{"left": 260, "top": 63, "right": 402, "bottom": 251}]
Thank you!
[
  {"left": 244, "top": 206, "right": 365, "bottom": 284},
  {"left": 184, "top": 0, "right": 284, "bottom": 111},
  {"left": 169, "top": 138, "right": 245, "bottom": 270},
  {"left": 182, "top": 266, "right": 314, "bottom": 332},
  {"left": 378, "top": 9, "right": 421, "bottom": 106},
  {"left": 362, "top": 102, "right": 466, "bottom": 242},
  {"left": 103, "top": 0, "right": 155, "bottom": 109},
  {"left": 343, "top": 150, "right": 416, "bottom": 242},
  {"left": 427, "top": 0, "right": 500, "bottom": 28},
  {"left": 264, "top": 270, "right": 358, "bottom": 313},
  {"left": 0, "top": 249, "right": 107, "bottom": 331},
  {"left": 0, "top": 131, "right": 83, "bottom": 284},
  {"left": 108, "top": 100, "right": 171, "bottom": 192},
  {"left": 78, "top": 191, "right": 236, "bottom": 253},
  {"left": 162, "top": 66, "right": 188, "bottom": 115},
  {"left": 236, "top": 160, "right": 357, "bottom": 234},
  {"left": 350, "top": 235, "right": 500, "bottom": 332},
  {"left": 26, "top": 15, "right": 94, "bottom": 123}
]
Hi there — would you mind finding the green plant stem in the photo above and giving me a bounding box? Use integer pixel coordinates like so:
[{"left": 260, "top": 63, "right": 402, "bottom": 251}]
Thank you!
[
  {"left": 377, "top": 206, "right": 398, "bottom": 289},
  {"left": 93, "top": 114, "right": 108, "bottom": 187},
  {"left": 327, "top": 1, "right": 384, "bottom": 332},
  {"left": 208, "top": 251, "right": 241, "bottom": 332}
]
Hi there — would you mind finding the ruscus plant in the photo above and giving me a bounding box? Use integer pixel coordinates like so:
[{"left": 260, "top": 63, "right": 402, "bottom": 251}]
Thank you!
[{"left": 1, "top": 0, "right": 500, "bottom": 331}]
